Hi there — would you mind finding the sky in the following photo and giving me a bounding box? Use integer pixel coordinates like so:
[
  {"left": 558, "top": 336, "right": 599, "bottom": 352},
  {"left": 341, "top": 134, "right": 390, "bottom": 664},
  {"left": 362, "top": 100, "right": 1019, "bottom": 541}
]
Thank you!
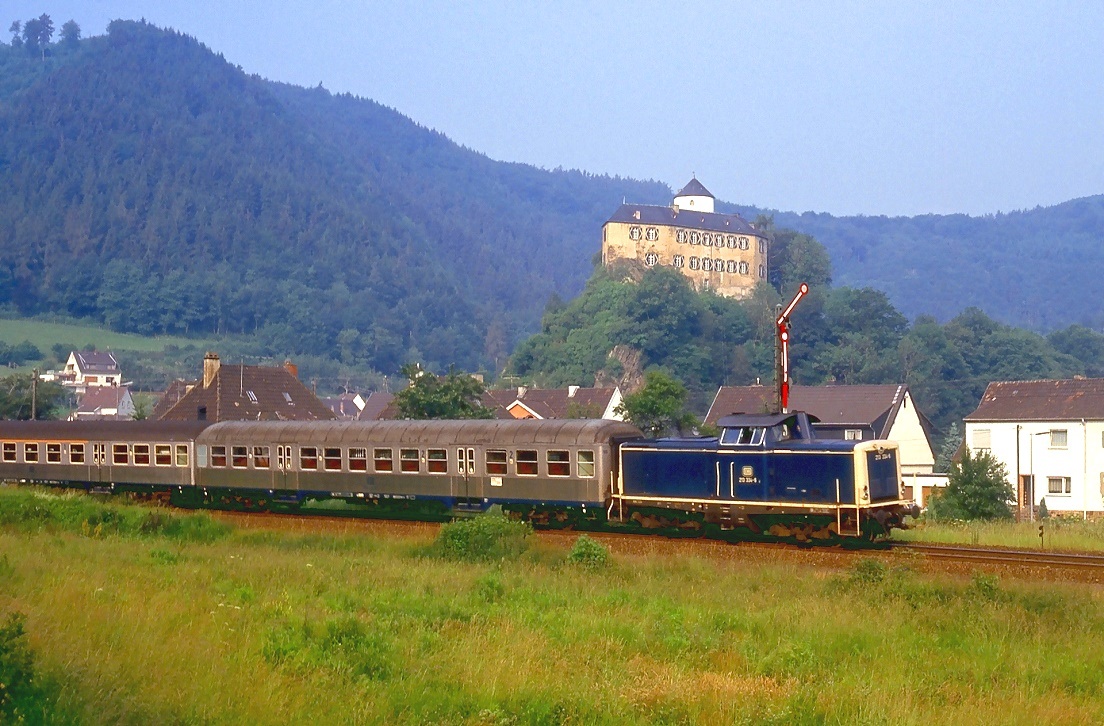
[{"left": 8, "top": 1, "right": 1104, "bottom": 217}]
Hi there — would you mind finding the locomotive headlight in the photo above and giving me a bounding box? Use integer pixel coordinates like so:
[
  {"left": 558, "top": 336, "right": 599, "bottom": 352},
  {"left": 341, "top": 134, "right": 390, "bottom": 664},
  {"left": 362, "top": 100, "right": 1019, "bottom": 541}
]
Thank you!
[{"left": 860, "top": 485, "right": 870, "bottom": 504}]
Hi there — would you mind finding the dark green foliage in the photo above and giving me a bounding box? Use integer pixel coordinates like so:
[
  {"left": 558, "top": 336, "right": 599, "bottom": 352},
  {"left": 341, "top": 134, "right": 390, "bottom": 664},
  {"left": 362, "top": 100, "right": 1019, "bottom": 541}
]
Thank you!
[
  {"left": 929, "top": 449, "right": 1014, "bottom": 521},
  {"left": 0, "top": 612, "right": 52, "bottom": 723},
  {"left": 935, "top": 422, "right": 961, "bottom": 474},
  {"left": 0, "top": 373, "right": 65, "bottom": 420},
  {"left": 566, "top": 534, "right": 611, "bottom": 570},
  {"left": 433, "top": 514, "right": 532, "bottom": 562},
  {"left": 1038, "top": 498, "right": 1049, "bottom": 519},
  {"left": 614, "top": 369, "right": 696, "bottom": 437},
  {"left": 393, "top": 363, "right": 494, "bottom": 419}
]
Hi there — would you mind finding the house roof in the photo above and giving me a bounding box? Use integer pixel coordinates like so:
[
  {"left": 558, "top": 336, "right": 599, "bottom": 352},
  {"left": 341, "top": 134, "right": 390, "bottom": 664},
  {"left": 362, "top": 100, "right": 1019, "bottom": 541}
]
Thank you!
[
  {"left": 357, "top": 392, "right": 395, "bottom": 421},
  {"left": 965, "top": 378, "right": 1104, "bottom": 422},
  {"left": 75, "top": 385, "right": 130, "bottom": 415},
  {"left": 605, "top": 204, "right": 759, "bottom": 236},
  {"left": 706, "top": 384, "right": 914, "bottom": 436},
  {"left": 74, "top": 350, "right": 119, "bottom": 373},
  {"left": 321, "top": 393, "right": 362, "bottom": 420},
  {"left": 151, "top": 380, "right": 196, "bottom": 420},
  {"left": 482, "top": 387, "right": 618, "bottom": 420},
  {"left": 675, "top": 178, "right": 714, "bottom": 199},
  {"left": 156, "top": 362, "right": 335, "bottom": 422}
]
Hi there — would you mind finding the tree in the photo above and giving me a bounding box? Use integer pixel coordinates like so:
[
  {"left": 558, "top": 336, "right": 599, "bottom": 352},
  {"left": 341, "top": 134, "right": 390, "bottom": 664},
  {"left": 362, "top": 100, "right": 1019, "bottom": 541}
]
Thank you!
[
  {"left": 934, "top": 422, "right": 961, "bottom": 473},
  {"left": 8, "top": 20, "right": 21, "bottom": 47},
  {"left": 0, "top": 374, "right": 66, "bottom": 420},
  {"left": 928, "top": 448, "right": 1013, "bottom": 521},
  {"left": 21, "top": 14, "right": 52, "bottom": 60},
  {"left": 60, "top": 19, "right": 80, "bottom": 47},
  {"left": 393, "top": 363, "right": 494, "bottom": 420},
  {"left": 615, "top": 369, "right": 696, "bottom": 437}
]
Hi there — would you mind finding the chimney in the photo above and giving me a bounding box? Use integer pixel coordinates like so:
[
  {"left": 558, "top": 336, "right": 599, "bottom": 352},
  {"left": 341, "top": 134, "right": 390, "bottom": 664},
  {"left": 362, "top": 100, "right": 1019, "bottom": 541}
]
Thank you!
[
  {"left": 568, "top": 385, "right": 579, "bottom": 398},
  {"left": 202, "top": 352, "right": 220, "bottom": 389},
  {"left": 284, "top": 360, "right": 298, "bottom": 379}
]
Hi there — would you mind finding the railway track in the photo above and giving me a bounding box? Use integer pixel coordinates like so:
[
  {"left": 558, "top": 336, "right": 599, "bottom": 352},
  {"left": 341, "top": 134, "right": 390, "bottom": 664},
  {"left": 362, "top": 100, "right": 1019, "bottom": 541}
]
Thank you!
[{"left": 889, "top": 541, "right": 1104, "bottom": 571}]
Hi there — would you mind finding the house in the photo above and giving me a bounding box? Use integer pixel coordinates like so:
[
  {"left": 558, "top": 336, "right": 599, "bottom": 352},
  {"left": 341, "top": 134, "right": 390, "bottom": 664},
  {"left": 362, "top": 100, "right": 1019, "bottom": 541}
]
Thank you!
[
  {"left": 706, "top": 384, "right": 942, "bottom": 503},
  {"left": 70, "top": 385, "right": 135, "bottom": 420},
  {"left": 482, "top": 386, "right": 624, "bottom": 421},
  {"left": 320, "top": 392, "right": 366, "bottom": 420},
  {"left": 155, "top": 353, "right": 335, "bottom": 422},
  {"left": 964, "top": 378, "right": 1104, "bottom": 518},
  {"left": 356, "top": 392, "right": 395, "bottom": 421},
  {"left": 42, "top": 351, "right": 123, "bottom": 392}
]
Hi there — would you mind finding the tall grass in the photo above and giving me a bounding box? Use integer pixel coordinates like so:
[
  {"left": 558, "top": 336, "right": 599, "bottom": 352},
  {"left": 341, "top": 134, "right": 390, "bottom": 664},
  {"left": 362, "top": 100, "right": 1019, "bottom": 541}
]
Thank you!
[
  {"left": 2, "top": 486, "right": 1103, "bottom": 724},
  {"left": 895, "top": 516, "right": 1104, "bottom": 551}
]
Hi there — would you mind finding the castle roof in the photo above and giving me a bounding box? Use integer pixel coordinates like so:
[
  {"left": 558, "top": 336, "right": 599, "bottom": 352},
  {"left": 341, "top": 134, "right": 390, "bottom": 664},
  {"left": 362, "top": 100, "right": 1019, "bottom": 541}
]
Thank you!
[
  {"left": 675, "top": 178, "right": 714, "bottom": 199},
  {"left": 605, "top": 204, "right": 759, "bottom": 236}
]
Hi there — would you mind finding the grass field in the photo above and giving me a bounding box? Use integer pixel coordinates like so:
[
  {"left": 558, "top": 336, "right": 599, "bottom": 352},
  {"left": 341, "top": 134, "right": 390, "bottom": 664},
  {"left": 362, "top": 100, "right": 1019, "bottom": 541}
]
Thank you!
[
  {"left": 3, "top": 486, "right": 1104, "bottom": 725},
  {"left": 0, "top": 317, "right": 213, "bottom": 356},
  {"left": 893, "top": 516, "right": 1104, "bottom": 552}
]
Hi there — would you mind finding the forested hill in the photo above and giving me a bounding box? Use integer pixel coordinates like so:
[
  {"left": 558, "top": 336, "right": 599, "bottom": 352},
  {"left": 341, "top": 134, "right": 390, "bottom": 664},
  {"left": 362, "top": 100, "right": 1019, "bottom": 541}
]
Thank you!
[
  {"left": 726, "top": 196, "right": 1104, "bottom": 332},
  {"left": 0, "top": 20, "right": 668, "bottom": 375}
]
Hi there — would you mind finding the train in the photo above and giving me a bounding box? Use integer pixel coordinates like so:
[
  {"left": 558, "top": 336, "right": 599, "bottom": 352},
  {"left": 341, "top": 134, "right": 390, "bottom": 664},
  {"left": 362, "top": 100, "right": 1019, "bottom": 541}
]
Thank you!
[{"left": 0, "top": 411, "right": 919, "bottom": 542}]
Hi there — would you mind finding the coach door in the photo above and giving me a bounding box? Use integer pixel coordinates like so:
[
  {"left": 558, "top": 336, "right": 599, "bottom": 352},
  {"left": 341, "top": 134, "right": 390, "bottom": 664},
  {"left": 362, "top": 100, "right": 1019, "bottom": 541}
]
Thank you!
[
  {"left": 456, "top": 447, "right": 479, "bottom": 507},
  {"left": 275, "top": 445, "right": 294, "bottom": 493},
  {"left": 92, "top": 442, "right": 108, "bottom": 482}
]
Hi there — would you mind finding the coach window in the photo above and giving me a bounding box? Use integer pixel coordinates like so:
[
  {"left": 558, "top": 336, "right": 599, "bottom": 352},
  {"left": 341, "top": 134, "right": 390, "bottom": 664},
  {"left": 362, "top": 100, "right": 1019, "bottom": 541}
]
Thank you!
[
  {"left": 112, "top": 443, "right": 128, "bottom": 465},
  {"left": 427, "top": 449, "right": 448, "bottom": 474},
  {"left": 46, "top": 443, "right": 62, "bottom": 463},
  {"left": 486, "top": 450, "right": 508, "bottom": 475},
  {"left": 2, "top": 443, "right": 15, "bottom": 462},
  {"left": 134, "top": 444, "right": 151, "bottom": 466},
  {"left": 577, "top": 450, "right": 595, "bottom": 478},
  {"left": 547, "top": 450, "right": 570, "bottom": 477},
  {"left": 70, "top": 443, "right": 85, "bottom": 464},
  {"left": 211, "top": 446, "right": 228, "bottom": 467},
  {"left": 253, "top": 446, "right": 271, "bottom": 469},
  {"left": 517, "top": 449, "right": 538, "bottom": 476},
  {"left": 400, "top": 448, "right": 420, "bottom": 473},
  {"left": 299, "top": 446, "right": 318, "bottom": 470},
  {"left": 231, "top": 446, "right": 248, "bottom": 468},
  {"left": 155, "top": 444, "right": 172, "bottom": 466},
  {"left": 373, "top": 448, "right": 393, "bottom": 472},
  {"left": 349, "top": 448, "right": 368, "bottom": 471},
  {"left": 175, "top": 444, "right": 189, "bottom": 467},
  {"left": 24, "top": 443, "right": 39, "bottom": 463},
  {"left": 323, "top": 447, "right": 342, "bottom": 471}
]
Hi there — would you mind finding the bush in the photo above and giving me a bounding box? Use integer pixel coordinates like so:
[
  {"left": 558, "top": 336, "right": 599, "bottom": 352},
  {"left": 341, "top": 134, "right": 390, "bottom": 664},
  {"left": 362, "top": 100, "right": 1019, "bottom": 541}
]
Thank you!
[
  {"left": 434, "top": 513, "right": 531, "bottom": 563},
  {"left": 929, "top": 449, "right": 1014, "bottom": 521},
  {"left": 0, "top": 613, "right": 49, "bottom": 722},
  {"left": 566, "top": 534, "right": 611, "bottom": 570}
]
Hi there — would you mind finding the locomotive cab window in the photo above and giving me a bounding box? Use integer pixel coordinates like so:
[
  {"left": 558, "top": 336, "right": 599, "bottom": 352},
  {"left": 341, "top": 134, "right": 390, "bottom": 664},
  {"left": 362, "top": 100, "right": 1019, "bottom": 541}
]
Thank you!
[
  {"left": 231, "top": 446, "right": 248, "bottom": 468},
  {"left": 373, "top": 448, "right": 393, "bottom": 472},
  {"left": 211, "top": 446, "right": 228, "bottom": 467},
  {"left": 70, "top": 444, "right": 85, "bottom": 464},
  {"left": 175, "top": 444, "right": 189, "bottom": 467},
  {"left": 486, "top": 450, "right": 508, "bottom": 475},
  {"left": 46, "top": 443, "right": 61, "bottom": 463},
  {"left": 400, "top": 449, "right": 420, "bottom": 473},
  {"left": 547, "top": 450, "right": 570, "bottom": 477},
  {"left": 155, "top": 444, "right": 172, "bottom": 466},
  {"left": 112, "top": 444, "right": 128, "bottom": 465},
  {"left": 720, "top": 427, "right": 763, "bottom": 446},
  {"left": 577, "top": 450, "right": 595, "bottom": 478},
  {"left": 517, "top": 450, "right": 538, "bottom": 476},
  {"left": 2, "top": 443, "right": 15, "bottom": 462},
  {"left": 427, "top": 449, "right": 447, "bottom": 474},
  {"left": 299, "top": 446, "right": 318, "bottom": 470},
  {"left": 349, "top": 448, "right": 368, "bottom": 472},
  {"left": 323, "top": 448, "right": 342, "bottom": 471},
  {"left": 253, "top": 446, "right": 270, "bottom": 469}
]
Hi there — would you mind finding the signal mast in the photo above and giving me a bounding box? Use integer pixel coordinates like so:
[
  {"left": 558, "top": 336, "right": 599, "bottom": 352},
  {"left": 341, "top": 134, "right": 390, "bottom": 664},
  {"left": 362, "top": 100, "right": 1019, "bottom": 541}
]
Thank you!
[{"left": 775, "top": 282, "right": 808, "bottom": 413}]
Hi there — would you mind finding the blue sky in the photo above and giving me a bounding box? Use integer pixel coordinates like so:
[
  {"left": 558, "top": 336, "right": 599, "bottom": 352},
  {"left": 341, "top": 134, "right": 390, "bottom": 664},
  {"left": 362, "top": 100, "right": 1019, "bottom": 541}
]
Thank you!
[{"left": 8, "top": 1, "right": 1104, "bottom": 217}]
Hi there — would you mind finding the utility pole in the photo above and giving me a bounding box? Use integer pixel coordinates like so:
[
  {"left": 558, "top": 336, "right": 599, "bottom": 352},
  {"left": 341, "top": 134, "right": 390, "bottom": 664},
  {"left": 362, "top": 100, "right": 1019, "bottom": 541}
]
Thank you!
[{"left": 31, "top": 368, "right": 38, "bottom": 420}]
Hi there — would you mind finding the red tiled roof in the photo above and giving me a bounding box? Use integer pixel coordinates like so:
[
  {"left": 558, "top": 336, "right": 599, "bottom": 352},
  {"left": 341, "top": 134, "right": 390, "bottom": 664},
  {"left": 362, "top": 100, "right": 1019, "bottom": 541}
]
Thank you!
[
  {"left": 482, "top": 387, "right": 617, "bottom": 420},
  {"left": 706, "top": 384, "right": 909, "bottom": 433},
  {"left": 357, "top": 392, "right": 395, "bottom": 421},
  {"left": 157, "top": 363, "right": 334, "bottom": 422},
  {"left": 965, "top": 378, "right": 1104, "bottom": 422}
]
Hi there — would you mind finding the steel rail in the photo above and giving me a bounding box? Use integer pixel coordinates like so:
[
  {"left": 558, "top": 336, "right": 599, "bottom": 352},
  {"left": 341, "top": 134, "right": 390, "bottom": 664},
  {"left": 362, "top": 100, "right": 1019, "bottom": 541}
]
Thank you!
[{"left": 889, "top": 542, "right": 1104, "bottom": 570}]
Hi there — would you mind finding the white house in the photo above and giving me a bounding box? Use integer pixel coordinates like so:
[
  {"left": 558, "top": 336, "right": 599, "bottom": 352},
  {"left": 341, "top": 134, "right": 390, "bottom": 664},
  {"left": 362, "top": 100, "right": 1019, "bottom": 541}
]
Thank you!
[
  {"left": 964, "top": 378, "right": 1104, "bottom": 518},
  {"left": 70, "top": 385, "right": 135, "bottom": 420},
  {"left": 42, "top": 351, "right": 123, "bottom": 393}
]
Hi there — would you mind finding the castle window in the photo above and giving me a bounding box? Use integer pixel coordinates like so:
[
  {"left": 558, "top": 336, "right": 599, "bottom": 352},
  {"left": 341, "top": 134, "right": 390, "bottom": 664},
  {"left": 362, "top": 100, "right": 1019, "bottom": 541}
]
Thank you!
[
  {"left": 644, "top": 252, "right": 659, "bottom": 267},
  {"left": 676, "top": 229, "right": 688, "bottom": 244},
  {"left": 759, "top": 265, "right": 766, "bottom": 278},
  {"left": 645, "top": 227, "right": 659, "bottom": 241},
  {"left": 758, "top": 239, "right": 766, "bottom": 253},
  {"left": 689, "top": 231, "right": 701, "bottom": 245},
  {"left": 727, "top": 235, "right": 737, "bottom": 248},
  {"left": 673, "top": 255, "right": 685, "bottom": 268},
  {"left": 740, "top": 236, "right": 750, "bottom": 250},
  {"left": 689, "top": 256, "right": 700, "bottom": 270},
  {"left": 740, "top": 261, "right": 749, "bottom": 274},
  {"left": 629, "top": 225, "right": 643, "bottom": 241},
  {"left": 701, "top": 258, "right": 714, "bottom": 272},
  {"left": 702, "top": 232, "right": 713, "bottom": 247},
  {"left": 727, "top": 260, "right": 738, "bottom": 273}
]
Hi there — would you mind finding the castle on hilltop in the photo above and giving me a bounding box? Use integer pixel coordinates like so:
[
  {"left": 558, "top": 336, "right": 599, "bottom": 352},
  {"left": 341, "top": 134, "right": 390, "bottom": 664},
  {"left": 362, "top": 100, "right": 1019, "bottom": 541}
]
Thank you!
[{"left": 601, "top": 178, "right": 768, "bottom": 298}]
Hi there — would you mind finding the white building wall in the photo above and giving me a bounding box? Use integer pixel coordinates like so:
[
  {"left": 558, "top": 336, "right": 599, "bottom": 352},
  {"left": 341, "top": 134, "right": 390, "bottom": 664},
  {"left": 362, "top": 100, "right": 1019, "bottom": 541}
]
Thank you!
[
  {"left": 965, "top": 420, "right": 1104, "bottom": 515},
  {"left": 886, "top": 391, "right": 935, "bottom": 475},
  {"left": 673, "top": 194, "right": 714, "bottom": 213}
]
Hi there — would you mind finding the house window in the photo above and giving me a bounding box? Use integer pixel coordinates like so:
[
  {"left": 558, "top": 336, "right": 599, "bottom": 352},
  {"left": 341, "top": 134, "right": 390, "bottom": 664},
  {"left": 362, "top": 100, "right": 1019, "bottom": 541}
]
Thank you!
[
  {"left": 1048, "top": 476, "right": 1072, "bottom": 495},
  {"left": 486, "top": 450, "right": 508, "bottom": 475},
  {"left": 547, "top": 450, "right": 570, "bottom": 477},
  {"left": 211, "top": 446, "right": 227, "bottom": 467},
  {"left": 427, "top": 449, "right": 448, "bottom": 474},
  {"left": 323, "top": 448, "right": 342, "bottom": 471},
  {"left": 24, "top": 443, "right": 39, "bottom": 463},
  {"left": 400, "top": 449, "right": 420, "bottom": 473},
  {"left": 175, "top": 444, "right": 189, "bottom": 467},
  {"left": 46, "top": 443, "right": 61, "bottom": 463},
  {"left": 133, "top": 444, "right": 150, "bottom": 466},
  {"left": 972, "top": 429, "right": 991, "bottom": 453},
  {"left": 2, "top": 443, "right": 15, "bottom": 462},
  {"left": 155, "top": 444, "right": 172, "bottom": 466},
  {"left": 246, "top": 390, "right": 258, "bottom": 403},
  {"left": 253, "top": 446, "right": 270, "bottom": 469},
  {"left": 578, "top": 450, "right": 595, "bottom": 478},
  {"left": 844, "top": 429, "right": 863, "bottom": 441},
  {"left": 70, "top": 444, "right": 85, "bottom": 464},
  {"left": 112, "top": 444, "right": 128, "bottom": 465},
  {"left": 86, "top": 376, "right": 98, "bottom": 384},
  {"left": 1050, "top": 430, "right": 1068, "bottom": 448},
  {"left": 373, "top": 448, "right": 393, "bottom": 472},
  {"left": 299, "top": 447, "right": 318, "bottom": 470},
  {"left": 231, "top": 446, "right": 248, "bottom": 468},
  {"left": 349, "top": 448, "right": 368, "bottom": 471},
  {"left": 517, "top": 450, "right": 538, "bottom": 476}
]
